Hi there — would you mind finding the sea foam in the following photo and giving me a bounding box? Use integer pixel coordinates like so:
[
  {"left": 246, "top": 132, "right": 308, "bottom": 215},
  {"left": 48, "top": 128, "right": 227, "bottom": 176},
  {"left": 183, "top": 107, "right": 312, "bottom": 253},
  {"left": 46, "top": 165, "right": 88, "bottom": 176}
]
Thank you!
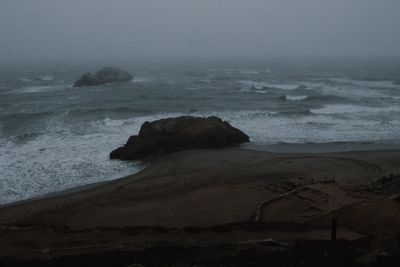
[
  {"left": 240, "top": 81, "right": 299, "bottom": 90},
  {"left": 285, "top": 95, "right": 309, "bottom": 101},
  {"left": 311, "top": 104, "right": 400, "bottom": 115}
]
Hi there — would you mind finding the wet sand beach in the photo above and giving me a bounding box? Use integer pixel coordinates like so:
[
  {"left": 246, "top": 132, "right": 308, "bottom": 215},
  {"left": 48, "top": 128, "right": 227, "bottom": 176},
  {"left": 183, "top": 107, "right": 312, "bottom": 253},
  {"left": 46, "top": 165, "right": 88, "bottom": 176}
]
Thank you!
[{"left": 1, "top": 148, "right": 400, "bottom": 266}]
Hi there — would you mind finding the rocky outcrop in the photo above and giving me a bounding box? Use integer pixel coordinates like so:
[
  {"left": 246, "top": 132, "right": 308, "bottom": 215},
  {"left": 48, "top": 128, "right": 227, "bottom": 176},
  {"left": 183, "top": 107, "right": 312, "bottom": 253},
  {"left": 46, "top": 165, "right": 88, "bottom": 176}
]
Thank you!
[
  {"left": 110, "top": 116, "right": 250, "bottom": 160},
  {"left": 73, "top": 67, "right": 133, "bottom": 87}
]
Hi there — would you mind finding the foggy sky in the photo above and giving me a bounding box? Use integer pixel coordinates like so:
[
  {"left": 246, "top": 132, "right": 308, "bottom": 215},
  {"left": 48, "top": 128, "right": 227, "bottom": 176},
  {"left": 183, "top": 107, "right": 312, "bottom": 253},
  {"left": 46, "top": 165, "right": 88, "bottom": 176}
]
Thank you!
[{"left": 1, "top": 0, "right": 400, "bottom": 63}]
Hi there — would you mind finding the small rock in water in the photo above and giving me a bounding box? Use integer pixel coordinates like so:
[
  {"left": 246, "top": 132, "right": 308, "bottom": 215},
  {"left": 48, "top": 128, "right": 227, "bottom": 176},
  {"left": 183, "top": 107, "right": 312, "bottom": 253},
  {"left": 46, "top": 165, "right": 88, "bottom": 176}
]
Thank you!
[{"left": 73, "top": 66, "right": 133, "bottom": 87}]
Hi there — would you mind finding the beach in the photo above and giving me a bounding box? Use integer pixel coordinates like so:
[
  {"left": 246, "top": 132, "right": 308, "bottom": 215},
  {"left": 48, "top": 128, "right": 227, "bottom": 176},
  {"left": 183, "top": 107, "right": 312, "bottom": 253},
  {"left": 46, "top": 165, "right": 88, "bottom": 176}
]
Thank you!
[{"left": 1, "top": 147, "right": 399, "bottom": 265}]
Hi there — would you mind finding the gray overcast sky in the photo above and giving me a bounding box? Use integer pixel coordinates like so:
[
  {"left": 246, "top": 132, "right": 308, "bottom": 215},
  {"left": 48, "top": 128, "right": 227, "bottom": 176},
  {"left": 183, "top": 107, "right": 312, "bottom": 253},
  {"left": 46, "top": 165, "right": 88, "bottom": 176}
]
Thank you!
[{"left": 1, "top": 0, "right": 400, "bottom": 63}]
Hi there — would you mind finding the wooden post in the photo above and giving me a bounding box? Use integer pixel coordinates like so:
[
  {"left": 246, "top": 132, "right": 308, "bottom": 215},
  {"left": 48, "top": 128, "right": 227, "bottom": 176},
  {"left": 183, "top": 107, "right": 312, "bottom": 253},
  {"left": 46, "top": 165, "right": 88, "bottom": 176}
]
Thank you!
[{"left": 331, "top": 218, "right": 337, "bottom": 243}]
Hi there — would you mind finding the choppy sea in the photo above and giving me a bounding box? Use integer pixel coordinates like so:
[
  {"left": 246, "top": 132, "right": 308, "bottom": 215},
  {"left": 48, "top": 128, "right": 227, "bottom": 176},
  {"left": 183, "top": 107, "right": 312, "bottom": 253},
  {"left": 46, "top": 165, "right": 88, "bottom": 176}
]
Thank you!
[{"left": 1, "top": 59, "right": 400, "bottom": 203}]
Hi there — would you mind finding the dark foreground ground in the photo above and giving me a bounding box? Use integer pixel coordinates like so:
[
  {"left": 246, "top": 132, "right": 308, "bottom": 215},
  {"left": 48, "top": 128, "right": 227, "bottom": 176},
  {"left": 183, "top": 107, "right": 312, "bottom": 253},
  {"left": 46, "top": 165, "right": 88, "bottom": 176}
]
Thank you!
[
  {"left": 1, "top": 148, "right": 400, "bottom": 266},
  {"left": 2, "top": 239, "right": 399, "bottom": 267}
]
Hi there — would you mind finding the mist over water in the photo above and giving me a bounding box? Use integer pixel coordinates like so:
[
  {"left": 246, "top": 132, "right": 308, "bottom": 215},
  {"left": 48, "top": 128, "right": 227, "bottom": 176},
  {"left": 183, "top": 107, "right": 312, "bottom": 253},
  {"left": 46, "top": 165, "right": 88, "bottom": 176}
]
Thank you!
[{"left": 1, "top": 0, "right": 400, "bottom": 63}]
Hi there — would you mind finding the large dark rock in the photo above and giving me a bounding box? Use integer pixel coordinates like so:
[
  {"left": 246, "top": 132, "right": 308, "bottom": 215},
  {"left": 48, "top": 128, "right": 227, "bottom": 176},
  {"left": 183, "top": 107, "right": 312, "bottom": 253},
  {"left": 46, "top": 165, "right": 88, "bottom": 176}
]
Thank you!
[
  {"left": 73, "top": 67, "right": 133, "bottom": 87},
  {"left": 110, "top": 116, "right": 250, "bottom": 160}
]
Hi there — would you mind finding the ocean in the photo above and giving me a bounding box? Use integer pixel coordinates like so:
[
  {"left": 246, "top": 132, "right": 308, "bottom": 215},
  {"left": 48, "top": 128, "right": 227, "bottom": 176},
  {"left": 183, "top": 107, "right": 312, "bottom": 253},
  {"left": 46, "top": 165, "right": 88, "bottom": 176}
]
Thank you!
[{"left": 1, "top": 59, "right": 400, "bottom": 204}]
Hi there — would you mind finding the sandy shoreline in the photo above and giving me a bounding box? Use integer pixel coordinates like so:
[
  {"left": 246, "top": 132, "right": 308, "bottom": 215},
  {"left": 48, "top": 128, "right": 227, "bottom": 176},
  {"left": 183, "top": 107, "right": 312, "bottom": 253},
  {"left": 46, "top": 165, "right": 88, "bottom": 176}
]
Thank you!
[
  {"left": 3, "top": 146, "right": 400, "bottom": 207},
  {"left": 1, "top": 147, "right": 400, "bottom": 265}
]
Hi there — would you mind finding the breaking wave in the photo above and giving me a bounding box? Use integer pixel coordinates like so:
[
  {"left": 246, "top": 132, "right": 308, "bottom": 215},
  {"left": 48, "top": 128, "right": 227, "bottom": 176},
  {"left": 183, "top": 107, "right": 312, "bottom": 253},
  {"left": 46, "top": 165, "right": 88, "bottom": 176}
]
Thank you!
[
  {"left": 285, "top": 95, "right": 309, "bottom": 101},
  {"left": 311, "top": 104, "right": 400, "bottom": 115}
]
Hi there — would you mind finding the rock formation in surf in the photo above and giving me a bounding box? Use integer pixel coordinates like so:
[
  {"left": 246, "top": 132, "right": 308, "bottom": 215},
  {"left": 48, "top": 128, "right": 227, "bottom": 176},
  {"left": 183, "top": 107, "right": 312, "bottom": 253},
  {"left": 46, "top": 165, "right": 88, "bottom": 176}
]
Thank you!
[
  {"left": 73, "top": 67, "right": 133, "bottom": 87},
  {"left": 110, "top": 116, "right": 250, "bottom": 160}
]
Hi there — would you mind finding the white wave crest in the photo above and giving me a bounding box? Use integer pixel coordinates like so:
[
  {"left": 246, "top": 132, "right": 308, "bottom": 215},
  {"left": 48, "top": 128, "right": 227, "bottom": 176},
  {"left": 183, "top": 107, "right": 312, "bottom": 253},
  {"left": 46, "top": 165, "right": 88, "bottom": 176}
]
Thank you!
[
  {"left": 12, "top": 84, "right": 71, "bottom": 94},
  {"left": 311, "top": 104, "right": 400, "bottom": 115},
  {"left": 131, "top": 77, "right": 153, "bottom": 83},
  {"left": 239, "top": 88, "right": 269, "bottom": 94},
  {"left": 240, "top": 81, "right": 299, "bottom": 90},
  {"left": 39, "top": 75, "right": 55, "bottom": 81},
  {"left": 239, "top": 70, "right": 260, "bottom": 75},
  {"left": 285, "top": 95, "right": 308, "bottom": 101}
]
